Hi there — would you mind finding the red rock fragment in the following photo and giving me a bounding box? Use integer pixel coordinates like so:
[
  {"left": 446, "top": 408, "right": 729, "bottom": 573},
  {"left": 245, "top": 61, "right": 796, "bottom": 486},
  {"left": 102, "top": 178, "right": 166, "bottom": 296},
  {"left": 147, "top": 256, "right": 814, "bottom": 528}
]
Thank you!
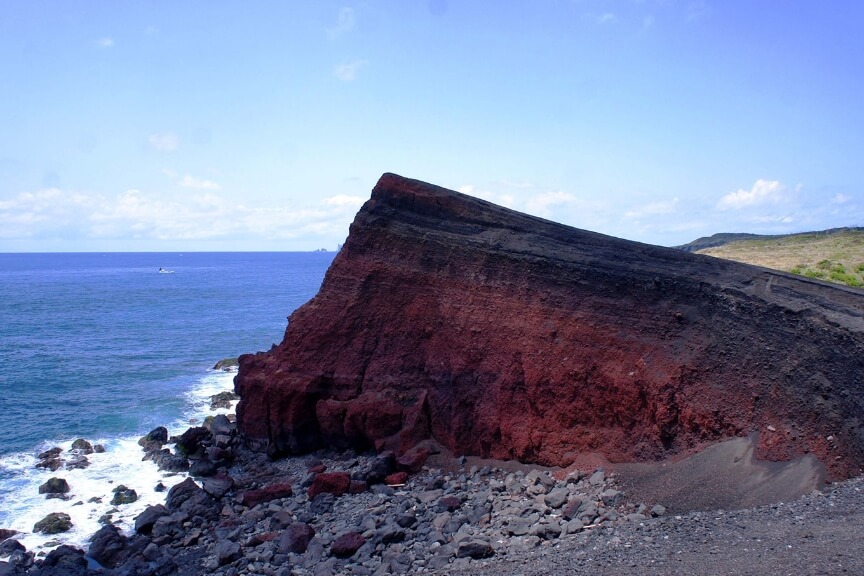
[
  {"left": 240, "top": 482, "right": 293, "bottom": 508},
  {"left": 384, "top": 472, "right": 408, "bottom": 485},
  {"left": 397, "top": 447, "right": 429, "bottom": 473},
  {"left": 307, "top": 472, "right": 351, "bottom": 499}
]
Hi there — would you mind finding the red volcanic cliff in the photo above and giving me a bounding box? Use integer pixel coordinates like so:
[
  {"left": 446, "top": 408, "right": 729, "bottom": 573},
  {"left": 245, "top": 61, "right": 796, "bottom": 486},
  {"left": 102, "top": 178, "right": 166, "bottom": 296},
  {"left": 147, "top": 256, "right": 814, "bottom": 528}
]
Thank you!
[{"left": 235, "top": 174, "right": 864, "bottom": 479}]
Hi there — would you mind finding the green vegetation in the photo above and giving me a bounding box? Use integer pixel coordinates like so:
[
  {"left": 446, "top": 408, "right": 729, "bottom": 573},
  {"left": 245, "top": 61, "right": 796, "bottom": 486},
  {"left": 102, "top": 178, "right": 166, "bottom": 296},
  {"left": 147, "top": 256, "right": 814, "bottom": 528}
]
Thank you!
[{"left": 695, "top": 228, "right": 864, "bottom": 289}]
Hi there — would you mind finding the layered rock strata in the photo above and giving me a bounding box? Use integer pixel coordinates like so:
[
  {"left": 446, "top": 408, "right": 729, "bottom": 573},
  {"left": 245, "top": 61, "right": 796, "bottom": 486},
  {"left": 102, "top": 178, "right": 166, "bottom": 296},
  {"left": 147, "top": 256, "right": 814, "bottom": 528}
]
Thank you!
[{"left": 235, "top": 173, "right": 864, "bottom": 478}]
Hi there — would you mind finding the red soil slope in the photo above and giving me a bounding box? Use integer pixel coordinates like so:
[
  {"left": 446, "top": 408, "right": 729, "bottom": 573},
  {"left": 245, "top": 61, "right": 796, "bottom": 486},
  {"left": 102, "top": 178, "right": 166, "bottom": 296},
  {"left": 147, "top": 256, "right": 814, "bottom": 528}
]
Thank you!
[{"left": 235, "top": 174, "right": 864, "bottom": 479}]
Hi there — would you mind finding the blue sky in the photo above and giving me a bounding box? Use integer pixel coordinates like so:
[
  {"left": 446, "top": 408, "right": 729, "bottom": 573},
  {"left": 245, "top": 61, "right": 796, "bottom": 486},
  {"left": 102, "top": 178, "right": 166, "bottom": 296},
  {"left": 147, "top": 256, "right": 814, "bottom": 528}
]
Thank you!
[{"left": 2, "top": 1, "right": 863, "bottom": 251}]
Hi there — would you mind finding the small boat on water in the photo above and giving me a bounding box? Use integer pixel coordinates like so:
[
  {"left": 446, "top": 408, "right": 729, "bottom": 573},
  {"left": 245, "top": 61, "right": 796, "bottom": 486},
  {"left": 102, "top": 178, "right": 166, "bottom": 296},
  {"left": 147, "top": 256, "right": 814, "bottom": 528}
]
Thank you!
[{"left": 158, "top": 267, "right": 175, "bottom": 274}]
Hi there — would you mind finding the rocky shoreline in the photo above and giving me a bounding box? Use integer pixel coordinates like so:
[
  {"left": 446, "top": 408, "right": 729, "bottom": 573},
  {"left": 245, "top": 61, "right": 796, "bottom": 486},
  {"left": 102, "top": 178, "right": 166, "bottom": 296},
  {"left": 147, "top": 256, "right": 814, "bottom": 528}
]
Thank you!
[
  {"left": 2, "top": 401, "right": 863, "bottom": 576},
  {"left": 0, "top": 397, "right": 675, "bottom": 576}
]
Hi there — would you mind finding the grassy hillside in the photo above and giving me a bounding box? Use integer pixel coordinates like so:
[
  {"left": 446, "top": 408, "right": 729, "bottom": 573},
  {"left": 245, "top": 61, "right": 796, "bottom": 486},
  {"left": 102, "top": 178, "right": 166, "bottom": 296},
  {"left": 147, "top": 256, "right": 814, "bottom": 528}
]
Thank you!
[{"left": 692, "top": 228, "right": 864, "bottom": 288}]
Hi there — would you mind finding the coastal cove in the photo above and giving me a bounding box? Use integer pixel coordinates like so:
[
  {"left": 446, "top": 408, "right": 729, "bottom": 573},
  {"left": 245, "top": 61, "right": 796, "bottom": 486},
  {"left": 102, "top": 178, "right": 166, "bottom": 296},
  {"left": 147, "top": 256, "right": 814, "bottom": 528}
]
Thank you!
[{"left": 0, "top": 252, "right": 335, "bottom": 550}]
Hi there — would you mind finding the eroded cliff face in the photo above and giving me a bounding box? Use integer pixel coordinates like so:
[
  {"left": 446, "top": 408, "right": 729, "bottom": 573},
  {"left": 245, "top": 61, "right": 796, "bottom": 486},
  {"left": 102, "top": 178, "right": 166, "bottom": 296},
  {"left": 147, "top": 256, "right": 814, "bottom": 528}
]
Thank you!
[{"left": 235, "top": 173, "right": 864, "bottom": 479}]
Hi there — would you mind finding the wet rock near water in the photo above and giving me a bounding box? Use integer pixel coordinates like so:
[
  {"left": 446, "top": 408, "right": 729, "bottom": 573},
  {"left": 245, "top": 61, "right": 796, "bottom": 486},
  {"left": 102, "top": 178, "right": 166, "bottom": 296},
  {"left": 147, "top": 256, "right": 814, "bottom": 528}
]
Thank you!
[
  {"left": 38, "top": 478, "right": 69, "bottom": 496},
  {"left": 210, "top": 391, "right": 240, "bottom": 410},
  {"left": 110, "top": 485, "right": 138, "bottom": 506},
  {"left": 70, "top": 439, "right": 93, "bottom": 455},
  {"left": 34, "top": 448, "right": 63, "bottom": 472},
  {"left": 33, "top": 513, "right": 72, "bottom": 535},
  {"left": 212, "top": 357, "right": 239, "bottom": 372}
]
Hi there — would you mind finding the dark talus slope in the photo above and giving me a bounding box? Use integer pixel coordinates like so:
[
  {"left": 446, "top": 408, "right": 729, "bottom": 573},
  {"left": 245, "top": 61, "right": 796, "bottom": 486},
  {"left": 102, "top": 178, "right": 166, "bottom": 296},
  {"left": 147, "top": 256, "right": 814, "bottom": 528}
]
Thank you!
[{"left": 235, "top": 173, "right": 864, "bottom": 479}]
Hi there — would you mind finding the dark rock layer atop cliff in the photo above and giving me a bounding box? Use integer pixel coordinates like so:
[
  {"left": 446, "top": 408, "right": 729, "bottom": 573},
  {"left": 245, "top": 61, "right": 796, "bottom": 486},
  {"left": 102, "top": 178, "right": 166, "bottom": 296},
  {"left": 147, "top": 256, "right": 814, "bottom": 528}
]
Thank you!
[{"left": 235, "top": 173, "right": 864, "bottom": 479}]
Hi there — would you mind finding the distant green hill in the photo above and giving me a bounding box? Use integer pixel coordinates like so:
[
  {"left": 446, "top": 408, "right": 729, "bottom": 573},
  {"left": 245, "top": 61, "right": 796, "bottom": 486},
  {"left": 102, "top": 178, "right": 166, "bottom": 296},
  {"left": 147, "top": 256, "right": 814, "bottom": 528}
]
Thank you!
[{"left": 677, "top": 227, "right": 864, "bottom": 288}]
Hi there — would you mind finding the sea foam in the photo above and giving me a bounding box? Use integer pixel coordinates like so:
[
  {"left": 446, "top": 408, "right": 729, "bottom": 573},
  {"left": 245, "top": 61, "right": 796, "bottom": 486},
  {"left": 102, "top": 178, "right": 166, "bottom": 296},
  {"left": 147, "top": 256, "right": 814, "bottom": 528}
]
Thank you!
[{"left": 0, "top": 368, "right": 237, "bottom": 553}]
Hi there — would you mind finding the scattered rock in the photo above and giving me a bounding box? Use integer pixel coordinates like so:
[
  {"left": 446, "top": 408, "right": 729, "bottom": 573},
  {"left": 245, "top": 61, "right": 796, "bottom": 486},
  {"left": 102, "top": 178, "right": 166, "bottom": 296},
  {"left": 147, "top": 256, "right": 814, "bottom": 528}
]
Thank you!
[
  {"left": 397, "top": 446, "right": 429, "bottom": 473},
  {"left": 210, "top": 390, "right": 240, "bottom": 410},
  {"left": 213, "top": 357, "right": 239, "bottom": 371},
  {"left": 70, "top": 438, "right": 93, "bottom": 454},
  {"left": 307, "top": 472, "right": 351, "bottom": 499},
  {"left": 385, "top": 471, "right": 408, "bottom": 485},
  {"left": 110, "top": 485, "right": 138, "bottom": 505},
  {"left": 456, "top": 539, "right": 494, "bottom": 559},
  {"left": 65, "top": 455, "right": 90, "bottom": 470},
  {"left": 174, "top": 426, "right": 211, "bottom": 458},
  {"left": 216, "top": 540, "right": 242, "bottom": 566},
  {"left": 88, "top": 524, "right": 129, "bottom": 568},
  {"left": 139, "top": 426, "right": 168, "bottom": 445},
  {"left": 39, "top": 545, "right": 87, "bottom": 575},
  {"left": 165, "top": 477, "right": 211, "bottom": 512},
  {"left": 33, "top": 512, "right": 72, "bottom": 534},
  {"left": 35, "top": 447, "right": 63, "bottom": 471},
  {"left": 189, "top": 457, "right": 218, "bottom": 477},
  {"left": 330, "top": 532, "right": 365, "bottom": 558},
  {"left": 38, "top": 478, "right": 70, "bottom": 495},
  {"left": 134, "top": 504, "right": 169, "bottom": 534},
  {"left": 241, "top": 481, "right": 293, "bottom": 508},
  {"left": 202, "top": 474, "right": 234, "bottom": 498},
  {"left": 278, "top": 522, "right": 315, "bottom": 554}
]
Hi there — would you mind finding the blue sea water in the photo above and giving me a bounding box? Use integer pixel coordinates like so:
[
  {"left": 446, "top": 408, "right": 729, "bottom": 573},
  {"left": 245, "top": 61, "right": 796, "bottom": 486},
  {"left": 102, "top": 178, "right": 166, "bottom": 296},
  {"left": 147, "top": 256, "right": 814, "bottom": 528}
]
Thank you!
[{"left": 0, "top": 252, "right": 335, "bottom": 549}]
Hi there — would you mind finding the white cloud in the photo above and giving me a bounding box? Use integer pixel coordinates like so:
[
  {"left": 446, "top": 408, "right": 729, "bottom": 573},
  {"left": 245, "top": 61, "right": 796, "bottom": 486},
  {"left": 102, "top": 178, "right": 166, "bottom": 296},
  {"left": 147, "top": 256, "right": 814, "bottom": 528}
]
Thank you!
[
  {"left": 0, "top": 188, "right": 97, "bottom": 238},
  {"left": 96, "top": 37, "right": 114, "bottom": 48},
  {"left": 597, "top": 13, "right": 617, "bottom": 24},
  {"left": 717, "top": 179, "right": 786, "bottom": 210},
  {"left": 833, "top": 193, "right": 851, "bottom": 204},
  {"left": 0, "top": 187, "right": 364, "bottom": 244},
  {"left": 327, "top": 7, "right": 355, "bottom": 39},
  {"left": 751, "top": 214, "right": 794, "bottom": 224},
  {"left": 333, "top": 60, "right": 368, "bottom": 82},
  {"left": 179, "top": 175, "right": 221, "bottom": 190},
  {"left": 324, "top": 194, "right": 365, "bottom": 207},
  {"left": 148, "top": 133, "right": 179, "bottom": 152}
]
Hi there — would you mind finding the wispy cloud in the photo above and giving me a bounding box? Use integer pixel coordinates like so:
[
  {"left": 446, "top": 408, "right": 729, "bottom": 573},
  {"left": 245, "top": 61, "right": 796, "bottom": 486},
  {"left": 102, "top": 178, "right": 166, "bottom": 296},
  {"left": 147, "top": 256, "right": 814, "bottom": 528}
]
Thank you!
[
  {"left": 624, "top": 198, "right": 679, "bottom": 219},
  {"left": 642, "top": 15, "right": 655, "bottom": 31},
  {"left": 95, "top": 37, "right": 114, "bottom": 48},
  {"left": 526, "top": 190, "right": 580, "bottom": 218},
  {"left": 686, "top": 1, "right": 708, "bottom": 21},
  {"left": 717, "top": 179, "right": 786, "bottom": 210},
  {"left": 324, "top": 194, "right": 365, "bottom": 207},
  {"left": 597, "top": 12, "right": 617, "bottom": 24},
  {"left": 148, "top": 133, "right": 179, "bottom": 152},
  {"left": 179, "top": 175, "right": 221, "bottom": 190},
  {"left": 327, "top": 7, "right": 355, "bottom": 39},
  {"left": 333, "top": 59, "right": 368, "bottom": 82}
]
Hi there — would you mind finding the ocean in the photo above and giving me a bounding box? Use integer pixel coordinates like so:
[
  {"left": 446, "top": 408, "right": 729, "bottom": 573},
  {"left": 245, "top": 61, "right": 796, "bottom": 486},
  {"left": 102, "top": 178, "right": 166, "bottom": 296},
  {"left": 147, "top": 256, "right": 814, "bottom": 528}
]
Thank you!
[{"left": 0, "top": 252, "right": 335, "bottom": 551}]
